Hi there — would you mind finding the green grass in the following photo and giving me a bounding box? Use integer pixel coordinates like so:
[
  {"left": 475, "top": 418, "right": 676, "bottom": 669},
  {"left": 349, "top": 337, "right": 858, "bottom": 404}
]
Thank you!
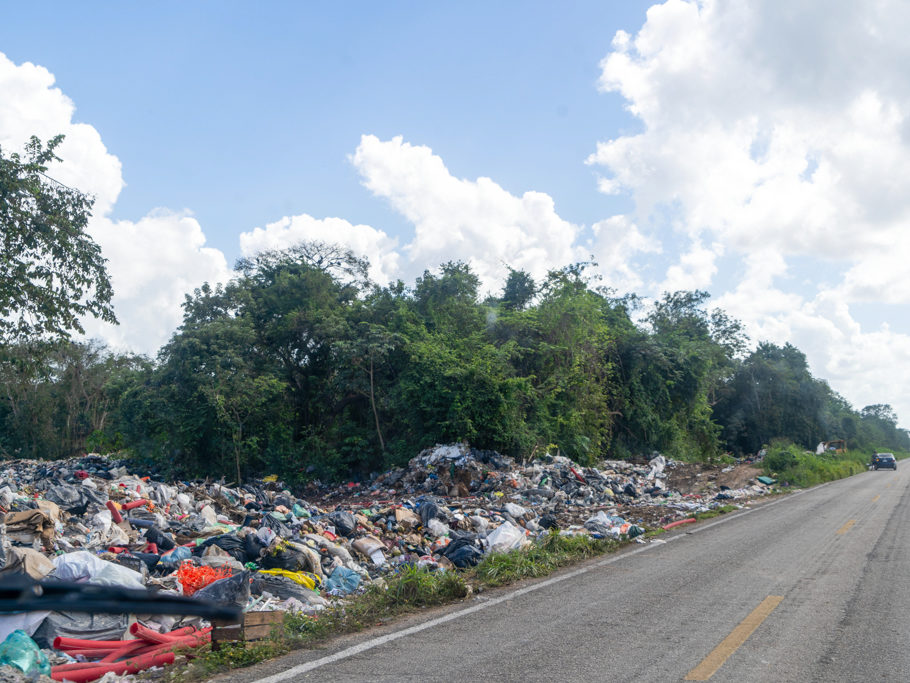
[
  {"left": 691, "top": 504, "right": 738, "bottom": 521},
  {"left": 761, "top": 442, "right": 907, "bottom": 488},
  {"left": 164, "top": 532, "right": 625, "bottom": 681},
  {"left": 471, "top": 532, "right": 618, "bottom": 587}
]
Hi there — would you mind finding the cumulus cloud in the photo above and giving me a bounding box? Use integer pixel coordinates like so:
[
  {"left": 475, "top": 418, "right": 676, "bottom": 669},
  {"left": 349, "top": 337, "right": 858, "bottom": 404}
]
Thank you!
[
  {"left": 586, "top": 215, "right": 661, "bottom": 292},
  {"left": 591, "top": 0, "right": 910, "bottom": 420},
  {"left": 239, "top": 214, "right": 401, "bottom": 285},
  {"left": 0, "top": 51, "right": 231, "bottom": 354},
  {"left": 351, "top": 134, "right": 587, "bottom": 290},
  {"left": 83, "top": 212, "right": 229, "bottom": 351}
]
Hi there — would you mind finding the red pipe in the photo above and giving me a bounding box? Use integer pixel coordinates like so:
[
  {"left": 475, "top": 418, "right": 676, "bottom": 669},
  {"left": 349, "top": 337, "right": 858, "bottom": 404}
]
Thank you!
[
  {"left": 105, "top": 500, "right": 123, "bottom": 524},
  {"left": 663, "top": 517, "right": 696, "bottom": 530},
  {"left": 122, "top": 498, "right": 149, "bottom": 511},
  {"left": 54, "top": 637, "right": 132, "bottom": 650},
  {"left": 129, "top": 622, "right": 200, "bottom": 643},
  {"left": 570, "top": 467, "right": 587, "bottom": 484},
  {"left": 51, "top": 651, "right": 176, "bottom": 682},
  {"left": 99, "top": 639, "right": 147, "bottom": 663}
]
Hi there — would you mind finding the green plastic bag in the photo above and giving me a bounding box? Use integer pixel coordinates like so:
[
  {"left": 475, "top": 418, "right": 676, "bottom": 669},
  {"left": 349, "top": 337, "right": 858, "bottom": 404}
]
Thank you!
[{"left": 0, "top": 629, "right": 51, "bottom": 675}]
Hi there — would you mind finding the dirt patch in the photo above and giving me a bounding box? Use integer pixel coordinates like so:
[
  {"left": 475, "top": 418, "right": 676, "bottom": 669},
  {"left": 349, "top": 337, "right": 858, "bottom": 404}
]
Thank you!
[{"left": 664, "top": 462, "right": 763, "bottom": 496}]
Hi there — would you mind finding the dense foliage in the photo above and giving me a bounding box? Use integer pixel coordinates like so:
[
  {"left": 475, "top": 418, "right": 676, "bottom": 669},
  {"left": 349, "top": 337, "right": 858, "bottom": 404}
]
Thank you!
[
  {"left": 0, "top": 136, "right": 115, "bottom": 343},
  {"left": 2, "top": 239, "right": 907, "bottom": 482}
]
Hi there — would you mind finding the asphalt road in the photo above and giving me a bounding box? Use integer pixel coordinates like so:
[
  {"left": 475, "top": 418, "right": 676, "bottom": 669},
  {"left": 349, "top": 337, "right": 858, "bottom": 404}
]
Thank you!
[{"left": 217, "top": 465, "right": 910, "bottom": 683}]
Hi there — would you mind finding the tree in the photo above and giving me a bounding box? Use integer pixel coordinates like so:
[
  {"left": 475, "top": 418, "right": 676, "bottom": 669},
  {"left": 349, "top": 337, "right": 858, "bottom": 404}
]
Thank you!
[{"left": 1, "top": 135, "right": 116, "bottom": 342}]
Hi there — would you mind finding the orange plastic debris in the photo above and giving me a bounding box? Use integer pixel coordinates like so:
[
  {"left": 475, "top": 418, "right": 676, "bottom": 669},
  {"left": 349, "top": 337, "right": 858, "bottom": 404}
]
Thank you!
[{"left": 176, "top": 561, "right": 233, "bottom": 596}]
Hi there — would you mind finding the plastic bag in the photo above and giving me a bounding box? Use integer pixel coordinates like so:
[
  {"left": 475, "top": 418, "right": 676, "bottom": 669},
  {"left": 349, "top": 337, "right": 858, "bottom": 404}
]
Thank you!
[
  {"left": 323, "top": 566, "right": 361, "bottom": 594},
  {"left": 257, "top": 568, "right": 318, "bottom": 590},
  {"left": 484, "top": 521, "right": 527, "bottom": 554},
  {"left": 252, "top": 574, "right": 327, "bottom": 605},
  {"left": 438, "top": 537, "right": 483, "bottom": 568},
  {"left": 647, "top": 454, "right": 666, "bottom": 480},
  {"left": 193, "top": 570, "right": 250, "bottom": 607},
  {"left": 52, "top": 551, "right": 145, "bottom": 589},
  {"left": 158, "top": 545, "right": 193, "bottom": 567},
  {"left": 0, "top": 629, "right": 50, "bottom": 676},
  {"left": 426, "top": 518, "right": 450, "bottom": 538},
  {"left": 32, "top": 611, "right": 129, "bottom": 649},
  {"left": 44, "top": 484, "right": 107, "bottom": 514},
  {"left": 418, "top": 501, "right": 439, "bottom": 526},
  {"left": 503, "top": 502, "right": 528, "bottom": 519},
  {"left": 327, "top": 511, "right": 356, "bottom": 537},
  {"left": 145, "top": 525, "right": 176, "bottom": 551}
]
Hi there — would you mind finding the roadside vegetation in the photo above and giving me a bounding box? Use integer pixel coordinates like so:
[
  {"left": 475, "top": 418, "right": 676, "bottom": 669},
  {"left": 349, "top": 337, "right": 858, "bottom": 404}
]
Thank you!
[
  {"left": 164, "top": 532, "right": 622, "bottom": 681},
  {"left": 761, "top": 441, "right": 910, "bottom": 488},
  {"left": 2, "top": 234, "right": 908, "bottom": 482}
]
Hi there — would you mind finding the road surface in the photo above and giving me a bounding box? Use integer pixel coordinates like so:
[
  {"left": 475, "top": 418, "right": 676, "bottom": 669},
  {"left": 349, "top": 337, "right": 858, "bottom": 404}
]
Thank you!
[{"left": 216, "top": 465, "right": 910, "bottom": 682}]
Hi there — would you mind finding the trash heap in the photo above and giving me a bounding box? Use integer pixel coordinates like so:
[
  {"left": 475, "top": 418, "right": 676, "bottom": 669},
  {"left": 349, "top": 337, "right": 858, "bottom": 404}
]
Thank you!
[{"left": 0, "top": 446, "right": 775, "bottom": 681}]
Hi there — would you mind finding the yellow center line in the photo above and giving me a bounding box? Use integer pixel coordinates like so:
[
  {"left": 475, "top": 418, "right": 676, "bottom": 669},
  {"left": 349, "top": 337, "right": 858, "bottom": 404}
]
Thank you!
[
  {"left": 685, "top": 596, "right": 784, "bottom": 681},
  {"left": 836, "top": 519, "right": 856, "bottom": 535},
  {"left": 872, "top": 495, "right": 880, "bottom": 502}
]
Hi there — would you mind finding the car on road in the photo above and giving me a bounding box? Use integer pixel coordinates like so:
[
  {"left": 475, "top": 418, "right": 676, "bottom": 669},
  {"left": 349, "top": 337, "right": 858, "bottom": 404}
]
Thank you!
[{"left": 872, "top": 452, "right": 897, "bottom": 470}]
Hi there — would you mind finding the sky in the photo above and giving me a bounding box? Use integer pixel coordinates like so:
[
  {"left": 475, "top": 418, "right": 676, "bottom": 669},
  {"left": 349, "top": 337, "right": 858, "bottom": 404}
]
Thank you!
[{"left": 2, "top": 1, "right": 910, "bottom": 427}]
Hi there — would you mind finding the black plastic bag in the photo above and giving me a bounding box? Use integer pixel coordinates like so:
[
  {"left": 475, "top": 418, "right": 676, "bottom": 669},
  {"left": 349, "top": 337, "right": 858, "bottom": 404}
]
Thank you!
[
  {"left": 146, "top": 525, "right": 176, "bottom": 552},
  {"left": 193, "top": 570, "right": 250, "bottom": 607},
  {"left": 44, "top": 485, "right": 107, "bottom": 515},
  {"left": 538, "top": 514, "right": 558, "bottom": 530},
  {"left": 243, "top": 533, "right": 267, "bottom": 563},
  {"left": 438, "top": 537, "right": 482, "bottom": 568},
  {"left": 194, "top": 534, "right": 248, "bottom": 563},
  {"left": 418, "top": 501, "right": 439, "bottom": 526},
  {"left": 327, "top": 511, "right": 356, "bottom": 537}
]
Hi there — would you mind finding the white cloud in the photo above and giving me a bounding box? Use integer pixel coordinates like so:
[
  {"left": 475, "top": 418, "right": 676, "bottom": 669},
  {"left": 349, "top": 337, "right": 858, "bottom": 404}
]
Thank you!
[
  {"left": 587, "top": 215, "right": 661, "bottom": 292},
  {"left": 239, "top": 214, "right": 401, "bottom": 285},
  {"left": 351, "top": 134, "right": 587, "bottom": 291},
  {"left": 658, "top": 240, "right": 722, "bottom": 294},
  {"left": 83, "top": 212, "right": 229, "bottom": 351},
  {"left": 592, "top": 0, "right": 910, "bottom": 421},
  {"left": 0, "top": 51, "right": 231, "bottom": 354}
]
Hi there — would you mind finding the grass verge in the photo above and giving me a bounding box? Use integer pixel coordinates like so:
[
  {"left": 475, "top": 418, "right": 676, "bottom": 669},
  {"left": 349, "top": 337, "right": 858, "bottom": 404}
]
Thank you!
[
  {"left": 162, "top": 533, "right": 622, "bottom": 681},
  {"left": 761, "top": 441, "right": 888, "bottom": 488}
]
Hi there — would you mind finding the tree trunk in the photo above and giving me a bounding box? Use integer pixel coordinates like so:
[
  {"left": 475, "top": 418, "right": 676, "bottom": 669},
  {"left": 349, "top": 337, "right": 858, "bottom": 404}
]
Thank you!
[{"left": 369, "top": 356, "right": 385, "bottom": 451}]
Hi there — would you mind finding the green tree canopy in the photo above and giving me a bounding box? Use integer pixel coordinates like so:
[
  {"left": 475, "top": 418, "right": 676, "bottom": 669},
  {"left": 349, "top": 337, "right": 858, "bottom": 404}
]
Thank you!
[{"left": 0, "top": 135, "right": 116, "bottom": 342}]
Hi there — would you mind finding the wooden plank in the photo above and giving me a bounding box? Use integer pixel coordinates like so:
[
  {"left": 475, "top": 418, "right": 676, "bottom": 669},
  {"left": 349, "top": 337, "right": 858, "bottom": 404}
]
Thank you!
[
  {"left": 242, "top": 624, "right": 278, "bottom": 640},
  {"left": 244, "top": 611, "right": 285, "bottom": 626},
  {"left": 211, "top": 626, "right": 243, "bottom": 642},
  {"left": 211, "top": 619, "right": 241, "bottom": 628}
]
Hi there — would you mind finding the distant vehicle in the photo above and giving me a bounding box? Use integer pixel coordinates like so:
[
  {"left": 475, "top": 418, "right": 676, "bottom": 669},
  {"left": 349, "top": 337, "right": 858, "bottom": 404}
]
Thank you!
[{"left": 872, "top": 453, "right": 897, "bottom": 470}]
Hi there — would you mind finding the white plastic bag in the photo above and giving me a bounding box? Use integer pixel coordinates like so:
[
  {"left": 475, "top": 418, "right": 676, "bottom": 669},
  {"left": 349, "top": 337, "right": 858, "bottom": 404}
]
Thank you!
[
  {"left": 647, "top": 455, "right": 667, "bottom": 480},
  {"left": 484, "top": 521, "right": 527, "bottom": 554},
  {"left": 426, "top": 518, "right": 450, "bottom": 538},
  {"left": 52, "top": 551, "right": 145, "bottom": 589},
  {"left": 503, "top": 503, "right": 528, "bottom": 519}
]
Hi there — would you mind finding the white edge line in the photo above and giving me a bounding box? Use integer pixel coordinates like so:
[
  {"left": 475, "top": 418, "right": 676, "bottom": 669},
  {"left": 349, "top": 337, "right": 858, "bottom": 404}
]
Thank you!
[{"left": 250, "top": 483, "right": 825, "bottom": 683}]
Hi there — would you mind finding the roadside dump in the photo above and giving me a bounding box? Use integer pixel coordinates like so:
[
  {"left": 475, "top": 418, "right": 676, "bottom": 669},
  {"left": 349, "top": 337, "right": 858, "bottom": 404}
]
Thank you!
[{"left": 0, "top": 446, "right": 774, "bottom": 681}]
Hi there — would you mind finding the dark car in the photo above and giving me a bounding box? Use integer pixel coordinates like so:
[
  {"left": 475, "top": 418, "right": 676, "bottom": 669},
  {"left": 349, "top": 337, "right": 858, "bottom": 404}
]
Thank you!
[{"left": 872, "top": 452, "right": 897, "bottom": 470}]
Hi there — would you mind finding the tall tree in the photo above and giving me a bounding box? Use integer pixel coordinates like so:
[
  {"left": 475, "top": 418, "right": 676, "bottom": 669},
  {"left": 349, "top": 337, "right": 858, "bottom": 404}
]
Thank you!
[{"left": 0, "top": 135, "right": 116, "bottom": 342}]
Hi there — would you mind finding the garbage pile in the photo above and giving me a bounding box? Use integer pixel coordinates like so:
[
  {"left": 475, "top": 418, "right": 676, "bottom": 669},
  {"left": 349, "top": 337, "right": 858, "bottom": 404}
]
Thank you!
[{"left": 0, "top": 446, "right": 774, "bottom": 680}]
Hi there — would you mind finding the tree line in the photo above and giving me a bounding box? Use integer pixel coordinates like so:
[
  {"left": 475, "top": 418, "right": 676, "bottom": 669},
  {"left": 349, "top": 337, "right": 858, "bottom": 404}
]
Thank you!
[
  {"left": 2, "top": 136, "right": 907, "bottom": 482},
  {"left": 2, "top": 244, "right": 906, "bottom": 482}
]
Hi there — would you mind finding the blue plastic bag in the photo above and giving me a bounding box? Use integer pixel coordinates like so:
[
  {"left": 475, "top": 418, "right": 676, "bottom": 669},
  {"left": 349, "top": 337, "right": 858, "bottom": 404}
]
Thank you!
[{"left": 324, "top": 566, "right": 361, "bottom": 594}]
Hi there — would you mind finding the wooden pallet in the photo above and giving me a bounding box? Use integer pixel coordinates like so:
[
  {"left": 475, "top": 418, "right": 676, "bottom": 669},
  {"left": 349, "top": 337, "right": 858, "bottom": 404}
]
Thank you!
[{"left": 211, "top": 611, "right": 285, "bottom": 648}]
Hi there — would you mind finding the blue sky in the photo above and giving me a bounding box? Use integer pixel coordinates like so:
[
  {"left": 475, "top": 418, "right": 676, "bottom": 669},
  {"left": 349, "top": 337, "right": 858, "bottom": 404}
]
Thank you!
[
  {"left": 3, "top": 1, "right": 910, "bottom": 425},
  {"left": 0, "top": 2, "right": 649, "bottom": 263}
]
